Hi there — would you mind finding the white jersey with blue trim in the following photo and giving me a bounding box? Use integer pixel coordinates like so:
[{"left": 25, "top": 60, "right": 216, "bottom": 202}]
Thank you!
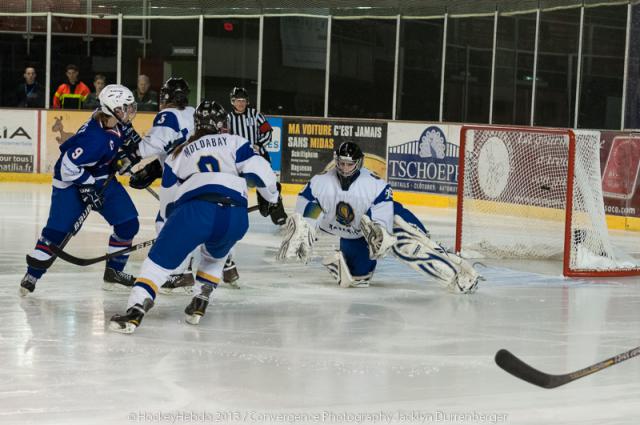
[
  {"left": 138, "top": 106, "right": 195, "bottom": 160},
  {"left": 296, "top": 168, "right": 393, "bottom": 239},
  {"left": 163, "top": 133, "right": 279, "bottom": 216},
  {"left": 138, "top": 106, "right": 195, "bottom": 223}
]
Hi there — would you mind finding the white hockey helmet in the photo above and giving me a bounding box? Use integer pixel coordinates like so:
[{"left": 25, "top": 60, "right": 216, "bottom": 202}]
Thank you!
[{"left": 99, "top": 84, "right": 137, "bottom": 122}]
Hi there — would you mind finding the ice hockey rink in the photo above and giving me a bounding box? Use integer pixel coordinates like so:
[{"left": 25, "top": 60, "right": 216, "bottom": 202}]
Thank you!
[{"left": 1, "top": 182, "right": 640, "bottom": 425}]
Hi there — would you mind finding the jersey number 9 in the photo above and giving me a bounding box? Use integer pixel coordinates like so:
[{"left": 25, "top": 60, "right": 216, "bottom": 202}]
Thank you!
[{"left": 71, "top": 147, "right": 84, "bottom": 160}]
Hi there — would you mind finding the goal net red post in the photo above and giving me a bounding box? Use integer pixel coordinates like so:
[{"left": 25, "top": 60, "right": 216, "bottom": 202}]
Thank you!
[{"left": 455, "top": 126, "right": 640, "bottom": 277}]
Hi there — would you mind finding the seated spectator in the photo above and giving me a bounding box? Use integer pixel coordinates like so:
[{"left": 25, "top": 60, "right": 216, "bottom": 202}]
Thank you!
[
  {"left": 134, "top": 74, "right": 159, "bottom": 111},
  {"left": 83, "top": 73, "right": 107, "bottom": 110},
  {"left": 53, "top": 64, "right": 91, "bottom": 109},
  {"left": 15, "top": 66, "right": 45, "bottom": 108}
]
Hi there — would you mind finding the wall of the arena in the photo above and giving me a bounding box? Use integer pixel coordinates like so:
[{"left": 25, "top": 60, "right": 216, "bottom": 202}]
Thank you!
[{"left": 1, "top": 108, "right": 639, "bottom": 231}]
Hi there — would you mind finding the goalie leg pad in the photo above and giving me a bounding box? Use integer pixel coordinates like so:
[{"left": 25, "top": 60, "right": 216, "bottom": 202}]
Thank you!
[
  {"left": 392, "top": 215, "right": 480, "bottom": 294},
  {"left": 393, "top": 201, "right": 429, "bottom": 234},
  {"left": 340, "top": 237, "right": 377, "bottom": 275},
  {"left": 322, "top": 250, "right": 373, "bottom": 288}
]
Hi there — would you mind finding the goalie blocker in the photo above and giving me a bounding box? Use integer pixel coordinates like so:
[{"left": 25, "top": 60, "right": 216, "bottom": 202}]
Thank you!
[{"left": 276, "top": 141, "right": 481, "bottom": 293}]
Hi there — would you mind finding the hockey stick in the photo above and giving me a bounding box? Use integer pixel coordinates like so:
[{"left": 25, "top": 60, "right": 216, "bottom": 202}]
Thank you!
[
  {"left": 495, "top": 347, "right": 640, "bottom": 389},
  {"left": 49, "top": 237, "right": 156, "bottom": 266},
  {"left": 48, "top": 204, "right": 261, "bottom": 266},
  {"left": 26, "top": 174, "right": 117, "bottom": 270},
  {"left": 145, "top": 186, "right": 159, "bottom": 200}
]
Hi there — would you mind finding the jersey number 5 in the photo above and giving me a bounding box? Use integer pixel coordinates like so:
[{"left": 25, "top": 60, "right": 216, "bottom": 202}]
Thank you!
[{"left": 197, "top": 156, "right": 220, "bottom": 172}]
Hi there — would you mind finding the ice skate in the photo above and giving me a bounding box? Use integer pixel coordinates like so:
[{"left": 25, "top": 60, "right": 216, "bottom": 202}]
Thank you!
[
  {"left": 19, "top": 273, "right": 38, "bottom": 297},
  {"left": 102, "top": 267, "right": 136, "bottom": 291},
  {"left": 185, "top": 284, "right": 213, "bottom": 325},
  {"left": 222, "top": 258, "right": 240, "bottom": 288},
  {"left": 109, "top": 299, "right": 154, "bottom": 334},
  {"left": 159, "top": 272, "right": 195, "bottom": 295}
]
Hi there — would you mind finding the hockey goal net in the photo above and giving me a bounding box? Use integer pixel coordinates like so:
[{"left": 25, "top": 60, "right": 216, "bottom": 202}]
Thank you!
[{"left": 455, "top": 126, "right": 640, "bottom": 277}]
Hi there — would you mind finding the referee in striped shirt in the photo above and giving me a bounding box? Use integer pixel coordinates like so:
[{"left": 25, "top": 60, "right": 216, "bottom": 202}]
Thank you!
[
  {"left": 228, "top": 87, "right": 273, "bottom": 150},
  {"left": 227, "top": 87, "right": 286, "bottom": 223},
  {"left": 223, "top": 87, "right": 287, "bottom": 285}
]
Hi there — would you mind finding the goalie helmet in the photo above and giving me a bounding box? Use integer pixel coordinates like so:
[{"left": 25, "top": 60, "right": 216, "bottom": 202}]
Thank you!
[
  {"left": 229, "top": 86, "right": 249, "bottom": 101},
  {"left": 98, "top": 84, "right": 136, "bottom": 122},
  {"left": 334, "top": 141, "right": 364, "bottom": 190},
  {"left": 194, "top": 100, "right": 228, "bottom": 134},
  {"left": 160, "top": 77, "right": 190, "bottom": 107}
]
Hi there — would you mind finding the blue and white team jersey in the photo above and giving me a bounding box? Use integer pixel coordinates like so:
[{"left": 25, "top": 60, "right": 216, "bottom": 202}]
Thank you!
[
  {"left": 296, "top": 168, "right": 394, "bottom": 239},
  {"left": 53, "top": 117, "right": 126, "bottom": 189},
  {"left": 138, "top": 107, "right": 195, "bottom": 160},
  {"left": 137, "top": 106, "right": 195, "bottom": 222},
  {"left": 163, "top": 133, "right": 279, "bottom": 214}
]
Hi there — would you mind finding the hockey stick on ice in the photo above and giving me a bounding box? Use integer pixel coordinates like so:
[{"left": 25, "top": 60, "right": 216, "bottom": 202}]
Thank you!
[
  {"left": 495, "top": 346, "right": 640, "bottom": 389},
  {"left": 48, "top": 204, "right": 261, "bottom": 266},
  {"left": 26, "top": 174, "right": 117, "bottom": 270},
  {"left": 48, "top": 237, "right": 157, "bottom": 266}
]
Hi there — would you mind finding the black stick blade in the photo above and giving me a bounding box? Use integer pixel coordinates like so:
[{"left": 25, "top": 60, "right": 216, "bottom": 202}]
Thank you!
[
  {"left": 495, "top": 349, "right": 564, "bottom": 389},
  {"left": 497, "top": 346, "right": 640, "bottom": 389}
]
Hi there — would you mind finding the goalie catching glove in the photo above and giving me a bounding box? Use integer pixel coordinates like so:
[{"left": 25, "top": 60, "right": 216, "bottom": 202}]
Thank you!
[
  {"left": 276, "top": 213, "right": 316, "bottom": 263},
  {"left": 392, "top": 215, "right": 481, "bottom": 294},
  {"left": 360, "top": 215, "right": 397, "bottom": 260}
]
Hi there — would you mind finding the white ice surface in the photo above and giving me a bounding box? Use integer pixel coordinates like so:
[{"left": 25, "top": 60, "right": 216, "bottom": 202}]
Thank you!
[{"left": 1, "top": 183, "right": 640, "bottom": 425}]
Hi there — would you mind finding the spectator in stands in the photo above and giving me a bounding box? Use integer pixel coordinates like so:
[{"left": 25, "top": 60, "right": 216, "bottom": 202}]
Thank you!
[
  {"left": 53, "top": 64, "right": 91, "bottom": 109},
  {"left": 14, "top": 66, "right": 45, "bottom": 108},
  {"left": 133, "top": 74, "right": 159, "bottom": 111},
  {"left": 84, "top": 73, "right": 107, "bottom": 110}
]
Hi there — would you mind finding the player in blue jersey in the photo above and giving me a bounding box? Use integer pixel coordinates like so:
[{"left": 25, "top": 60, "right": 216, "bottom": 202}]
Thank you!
[
  {"left": 20, "top": 85, "right": 141, "bottom": 296},
  {"left": 109, "top": 100, "right": 280, "bottom": 333},
  {"left": 277, "top": 141, "right": 481, "bottom": 293}
]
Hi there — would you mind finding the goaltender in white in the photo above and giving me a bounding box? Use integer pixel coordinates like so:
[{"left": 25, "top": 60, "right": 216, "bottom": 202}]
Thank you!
[{"left": 277, "top": 141, "right": 481, "bottom": 293}]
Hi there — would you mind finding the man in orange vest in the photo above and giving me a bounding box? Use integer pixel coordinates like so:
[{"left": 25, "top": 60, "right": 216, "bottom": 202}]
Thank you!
[{"left": 53, "top": 64, "right": 91, "bottom": 109}]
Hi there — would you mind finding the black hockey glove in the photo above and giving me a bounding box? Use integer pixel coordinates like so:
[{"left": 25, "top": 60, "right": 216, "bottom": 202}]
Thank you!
[
  {"left": 256, "top": 190, "right": 279, "bottom": 217},
  {"left": 120, "top": 123, "right": 142, "bottom": 146},
  {"left": 130, "top": 159, "right": 163, "bottom": 190},
  {"left": 78, "top": 184, "right": 104, "bottom": 210},
  {"left": 269, "top": 182, "right": 288, "bottom": 225},
  {"left": 114, "top": 140, "right": 142, "bottom": 175}
]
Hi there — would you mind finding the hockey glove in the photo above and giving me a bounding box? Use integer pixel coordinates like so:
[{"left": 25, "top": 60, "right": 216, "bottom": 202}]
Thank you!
[
  {"left": 120, "top": 123, "right": 142, "bottom": 146},
  {"left": 269, "top": 182, "right": 287, "bottom": 225},
  {"left": 114, "top": 140, "right": 142, "bottom": 175},
  {"left": 256, "top": 190, "right": 279, "bottom": 217},
  {"left": 78, "top": 184, "right": 104, "bottom": 210},
  {"left": 130, "top": 159, "right": 163, "bottom": 190}
]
